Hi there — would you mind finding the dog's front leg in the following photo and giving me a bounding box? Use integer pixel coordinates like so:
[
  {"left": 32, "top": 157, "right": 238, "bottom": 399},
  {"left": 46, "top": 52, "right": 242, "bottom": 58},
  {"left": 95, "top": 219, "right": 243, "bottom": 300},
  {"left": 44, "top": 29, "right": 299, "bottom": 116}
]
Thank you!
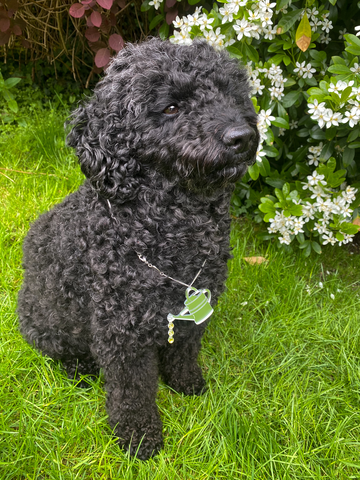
[
  {"left": 102, "top": 346, "right": 163, "bottom": 460},
  {"left": 158, "top": 325, "right": 207, "bottom": 396}
]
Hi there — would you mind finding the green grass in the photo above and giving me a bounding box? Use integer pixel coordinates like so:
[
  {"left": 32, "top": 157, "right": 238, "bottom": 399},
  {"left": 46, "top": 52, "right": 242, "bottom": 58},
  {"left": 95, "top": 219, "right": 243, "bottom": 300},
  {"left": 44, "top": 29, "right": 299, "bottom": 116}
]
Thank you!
[{"left": 2, "top": 110, "right": 360, "bottom": 479}]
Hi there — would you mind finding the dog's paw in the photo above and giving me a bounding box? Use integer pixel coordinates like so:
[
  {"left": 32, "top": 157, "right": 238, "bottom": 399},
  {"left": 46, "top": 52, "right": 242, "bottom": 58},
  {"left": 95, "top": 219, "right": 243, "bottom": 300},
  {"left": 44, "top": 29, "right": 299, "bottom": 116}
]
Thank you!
[
  {"left": 114, "top": 408, "right": 164, "bottom": 461},
  {"left": 165, "top": 367, "right": 207, "bottom": 396},
  {"left": 126, "top": 432, "right": 164, "bottom": 460},
  {"left": 118, "top": 428, "right": 164, "bottom": 461}
]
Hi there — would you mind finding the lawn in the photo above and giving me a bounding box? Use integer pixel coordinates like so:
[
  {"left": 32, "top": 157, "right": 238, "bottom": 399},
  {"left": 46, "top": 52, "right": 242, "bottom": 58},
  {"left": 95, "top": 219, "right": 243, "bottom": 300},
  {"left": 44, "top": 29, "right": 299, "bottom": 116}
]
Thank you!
[{"left": 1, "top": 110, "right": 360, "bottom": 479}]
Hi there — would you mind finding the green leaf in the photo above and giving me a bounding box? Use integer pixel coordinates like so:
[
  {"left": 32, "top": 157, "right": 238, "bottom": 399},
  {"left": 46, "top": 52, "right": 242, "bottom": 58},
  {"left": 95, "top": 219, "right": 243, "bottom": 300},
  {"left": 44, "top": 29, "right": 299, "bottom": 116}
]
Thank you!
[
  {"left": 336, "top": 232, "right": 345, "bottom": 242},
  {"left": 188, "top": 0, "right": 201, "bottom": 4},
  {"left": 272, "top": 117, "right": 289, "bottom": 129},
  {"left": 259, "top": 203, "right": 276, "bottom": 214},
  {"left": 262, "top": 146, "right": 279, "bottom": 157},
  {"left": 141, "top": 0, "right": 152, "bottom": 11},
  {"left": 282, "top": 90, "right": 301, "bottom": 108},
  {"left": 269, "top": 53, "right": 286, "bottom": 66},
  {"left": 265, "top": 177, "right": 286, "bottom": 189},
  {"left": 4, "top": 77, "right": 21, "bottom": 89},
  {"left": 260, "top": 196, "right": 275, "bottom": 205},
  {"left": 276, "top": 0, "right": 291, "bottom": 10},
  {"left": 344, "top": 33, "right": 360, "bottom": 48},
  {"left": 343, "top": 147, "right": 355, "bottom": 166},
  {"left": 339, "top": 222, "right": 359, "bottom": 235},
  {"left": 311, "top": 241, "right": 322, "bottom": 254},
  {"left": 277, "top": 9, "right": 303, "bottom": 34},
  {"left": 319, "top": 142, "right": 334, "bottom": 161},
  {"left": 348, "top": 141, "right": 360, "bottom": 149},
  {"left": 226, "top": 46, "right": 243, "bottom": 59},
  {"left": 288, "top": 205, "right": 303, "bottom": 216},
  {"left": 7, "top": 98, "right": 18, "bottom": 113},
  {"left": 149, "top": 14, "right": 165, "bottom": 30},
  {"left": 282, "top": 182, "right": 290, "bottom": 196},
  {"left": 248, "top": 163, "right": 260, "bottom": 180},
  {"left": 268, "top": 43, "right": 283, "bottom": 53},
  {"left": 347, "top": 128, "right": 360, "bottom": 143},
  {"left": 331, "top": 56, "right": 346, "bottom": 65},
  {"left": 243, "top": 43, "right": 259, "bottom": 63},
  {"left": 327, "top": 65, "right": 351, "bottom": 74},
  {"left": 159, "top": 22, "right": 169, "bottom": 40},
  {"left": 258, "top": 157, "right": 271, "bottom": 176},
  {"left": 295, "top": 11, "right": 312, "bottom": 52},
  {"left": 275, "top": 188, "right": 284, "bottom": 202},
  {"left": 309, "top": 50, "right": 326, "bottom": 63},
  {"left": 345, "top": 45, "right": 360, "bottom": 56},
  {"left": 264, "top": 213, "right": 276, "bottom": 222}
]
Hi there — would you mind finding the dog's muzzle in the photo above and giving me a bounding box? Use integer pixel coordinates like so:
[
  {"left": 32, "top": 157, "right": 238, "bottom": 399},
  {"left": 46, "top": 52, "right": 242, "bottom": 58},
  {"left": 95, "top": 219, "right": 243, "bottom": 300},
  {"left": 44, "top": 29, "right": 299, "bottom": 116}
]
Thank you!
[{"left": 222, "top": 125, "right": 257, "bottom": 155}]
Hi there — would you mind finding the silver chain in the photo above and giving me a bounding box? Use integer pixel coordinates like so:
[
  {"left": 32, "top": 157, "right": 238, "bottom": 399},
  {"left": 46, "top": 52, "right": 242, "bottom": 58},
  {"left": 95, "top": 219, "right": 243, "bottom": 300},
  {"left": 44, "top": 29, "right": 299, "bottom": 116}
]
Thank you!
[
  {"left": 107, "top": 200, "right": 207, "bottom": 289},
  {"left": 136, "top": 253, "right": 207, "bottom": 289}
]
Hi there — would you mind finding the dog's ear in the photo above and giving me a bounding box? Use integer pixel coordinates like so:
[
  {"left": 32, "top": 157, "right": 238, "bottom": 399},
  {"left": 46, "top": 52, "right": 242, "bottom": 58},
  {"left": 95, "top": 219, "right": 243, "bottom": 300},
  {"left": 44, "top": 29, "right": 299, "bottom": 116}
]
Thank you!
[{"left": 66, "top": 84, "right": 140, "bottom": 202}]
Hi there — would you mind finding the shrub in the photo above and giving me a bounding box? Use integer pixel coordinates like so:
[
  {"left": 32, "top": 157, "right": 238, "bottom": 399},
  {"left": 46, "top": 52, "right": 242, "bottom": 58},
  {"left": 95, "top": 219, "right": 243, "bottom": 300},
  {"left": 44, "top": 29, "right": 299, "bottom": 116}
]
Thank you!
[{"left": 144, "top": 0, "right": 360, "bottom": 254}]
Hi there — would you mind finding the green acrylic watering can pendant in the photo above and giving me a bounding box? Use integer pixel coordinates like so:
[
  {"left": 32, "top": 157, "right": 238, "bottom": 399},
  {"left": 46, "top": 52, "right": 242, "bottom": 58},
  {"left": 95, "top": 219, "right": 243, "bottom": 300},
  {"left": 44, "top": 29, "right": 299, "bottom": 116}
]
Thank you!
[{"left": 167, "top": 287, "right": 213, "bottom": 343}]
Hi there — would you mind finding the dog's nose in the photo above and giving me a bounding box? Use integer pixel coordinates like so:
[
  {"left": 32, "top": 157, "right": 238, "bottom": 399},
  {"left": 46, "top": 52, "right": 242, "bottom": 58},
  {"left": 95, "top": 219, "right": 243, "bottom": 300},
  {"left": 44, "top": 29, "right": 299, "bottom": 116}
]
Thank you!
[{"left": 222, "top": 126, "right": 256, "bottom": 153}]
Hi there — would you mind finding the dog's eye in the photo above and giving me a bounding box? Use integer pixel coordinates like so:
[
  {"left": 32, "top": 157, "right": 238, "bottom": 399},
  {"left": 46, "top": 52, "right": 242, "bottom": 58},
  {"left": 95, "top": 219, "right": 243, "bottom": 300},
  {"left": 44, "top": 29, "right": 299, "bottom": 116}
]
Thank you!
[{"left": 163, "top": 105, "right": 179, "bottom": 115}]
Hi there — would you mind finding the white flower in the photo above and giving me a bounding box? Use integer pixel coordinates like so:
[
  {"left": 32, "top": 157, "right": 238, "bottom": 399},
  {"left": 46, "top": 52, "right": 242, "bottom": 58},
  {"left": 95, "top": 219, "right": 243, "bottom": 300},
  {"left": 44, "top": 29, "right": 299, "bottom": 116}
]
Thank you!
[
  {"left": 323, "top": 110, "right": 343, "bottom": 128},
  {"left": 328, "top": 82, "right": 341, "bottom": 95},
  {"left": 278, "top": 128, "right": 285, "bottom": 136},
  {"left": 307, "top": 153, "right": 319, "bottom": 167},
  {"left": 307, "top": 171, "right": 326, "bottom": 186},
  {"left": 322, "top": 232, "right": 337, "bottom": 245},
  {"left": 310, "top": 17, "right": 322, "bottom": 31},
  {"left": 310, "top": 185, "right": 329, "bottom": 201},
  {"left": 301, "top": 202, "right": 316, "bottom": 222},
  {"left": 292, "top": 217, "right": 305, "bottom": 234},
  {"left": 269, "top": 86, "right": 284, "bottom": 101},
  {"left": 307, "top": 7, "right": 319, "bottom": 18},
  {"left": 350, "top": 63, "right": 360, "bottom": 74},
  {"left": 342, "top": 186, "right": 358, "bottom": 203},
  {"left": 250, "top": 78, "right": 265, "bottom": 96},
  {"left": 342, "top": 110, "right": 360, "bottom": 128},
  {"left": 322, "top": 19, "right": 333, "bottom": 33},
  {"left": 149, "top": 0, "right": 162, "bottom": 8},
  {"left": 233, "top": 19, "right": 252, "bottom": 41},
  {"left": 259, "top": 108, "right": 275, "bottom": 126},
  {"left": 355, "top": 25, "right": 360, "bottom": 37},
  {"left": 263, "top": 27, "right": 276, "bottom": 40},
  {"left": 219, "top": 5, "right": 235, "bottom": 24},
  {"left": 318, "top": 281, "right": 324, "bottom": 288},
  {"left": 260, "top": 0, "right": 276, "bottom": 10},
  {"left": 229, "top": 0, "right": 247, "bottom": 12},
  {"left": 198, "top": 14, "right": 214, "bottom": 31},
  {"left": 279, "top": 232, "right": 292, "bottom": 245},
  {"left": 330, "top": 293, "right": 335, "bottom": 299},
  {"left": 289, "top": 120, "right": 298, "bottom": 129},
  {"left": 173, "top": 16, "right": 183, "bottom": 29},
  {"left": 308, "top": 99, "right": 326, "bottom": 116},
  {"left": 294, "top": 61, "right": 305, "bottom": 77},
  {"left": 314, "top": 221, "right": 329, "bottom": 235},
  {"left": 171, "top": 29, "right": 192, "bottom": 45},
  {"left": 256, "top": 146, "right": 266, "bottom": 162},
  {"left": 320, "top": 34, "right": 331, "bottom": 44},
  {"left": 303, "top": 63, "right": 316, "bottom": 79}
]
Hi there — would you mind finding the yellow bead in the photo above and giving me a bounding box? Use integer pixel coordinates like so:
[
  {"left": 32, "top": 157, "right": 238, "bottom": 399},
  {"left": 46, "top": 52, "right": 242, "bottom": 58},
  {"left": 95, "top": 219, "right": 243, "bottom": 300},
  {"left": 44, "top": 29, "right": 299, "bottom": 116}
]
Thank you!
[
  {"left": 168, "top": 322, "right": 174, "bottom": 329},
  {"left": 168, "top": 331, "right": 174, "bottom": 337},
  {"left": 168, "top": 338, "right": 174, "bottom": 344}
]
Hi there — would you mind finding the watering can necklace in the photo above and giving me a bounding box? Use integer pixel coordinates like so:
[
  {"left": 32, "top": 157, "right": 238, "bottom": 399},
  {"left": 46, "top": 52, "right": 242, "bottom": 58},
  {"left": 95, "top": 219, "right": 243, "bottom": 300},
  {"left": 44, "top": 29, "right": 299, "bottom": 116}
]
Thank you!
[
  {"left": 106, "top": 200, "right": 213, "bottom": 344},
  {"left": 136, "top": 253, "right": 213, "bottom": 344}
]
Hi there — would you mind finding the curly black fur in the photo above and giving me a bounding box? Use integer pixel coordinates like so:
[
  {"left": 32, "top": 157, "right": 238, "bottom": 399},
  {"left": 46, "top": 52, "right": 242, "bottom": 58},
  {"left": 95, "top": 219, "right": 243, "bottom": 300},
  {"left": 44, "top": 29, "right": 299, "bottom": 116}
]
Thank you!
[{"left": 17, "top": 38, "right": 259, "bottom": 460}]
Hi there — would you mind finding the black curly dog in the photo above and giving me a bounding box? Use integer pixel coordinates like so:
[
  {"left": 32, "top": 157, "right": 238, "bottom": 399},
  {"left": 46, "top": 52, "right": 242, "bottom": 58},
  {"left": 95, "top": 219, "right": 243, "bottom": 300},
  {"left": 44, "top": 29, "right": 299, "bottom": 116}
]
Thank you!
[{"left": 17, "top": 38, "right": 259, "bottom": 460}]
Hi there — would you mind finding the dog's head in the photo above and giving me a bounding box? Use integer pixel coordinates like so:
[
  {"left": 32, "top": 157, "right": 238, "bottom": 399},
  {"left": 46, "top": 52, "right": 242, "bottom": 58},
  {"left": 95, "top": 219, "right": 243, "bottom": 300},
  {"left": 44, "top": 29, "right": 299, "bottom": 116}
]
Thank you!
[{"left": 67, "top": 38, "right": 259, "bottom": 200}]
